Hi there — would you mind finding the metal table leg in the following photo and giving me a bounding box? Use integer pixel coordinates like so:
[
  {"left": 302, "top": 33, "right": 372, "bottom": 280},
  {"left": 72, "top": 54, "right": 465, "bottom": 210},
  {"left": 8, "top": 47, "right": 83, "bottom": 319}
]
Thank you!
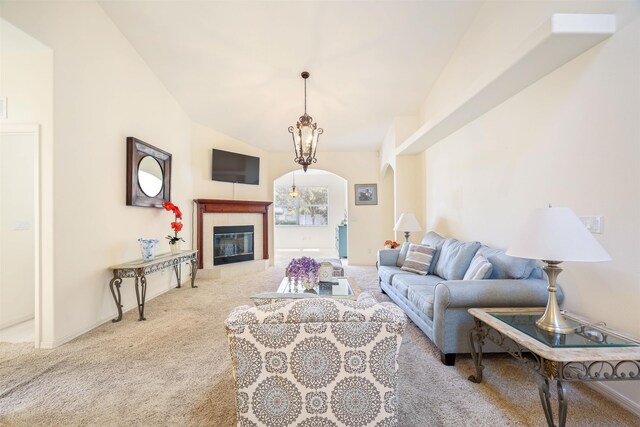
[
  {"left": 109, "top": 277, "right": 123, "bottom": 322},
  {"left": 134, "top": 276, "right": 147, "bottom": 321},
  {"left": 174, "top": 263, "right": 181, "bottom": 288},
  {"left": 190, "top": 258, "right": 198, "bottom": 288},
  {"left": 538, "top": 377, "right": 568, "bottom": 427},
  {"left": 468, "top": 319, "right": 485, "bottom": 383}
]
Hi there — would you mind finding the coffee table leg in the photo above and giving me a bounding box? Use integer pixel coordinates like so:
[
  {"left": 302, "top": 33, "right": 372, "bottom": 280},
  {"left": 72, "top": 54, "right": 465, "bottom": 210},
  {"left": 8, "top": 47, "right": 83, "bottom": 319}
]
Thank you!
[{"left": 468, "top": 319, "right": 485, "bottom": 383}]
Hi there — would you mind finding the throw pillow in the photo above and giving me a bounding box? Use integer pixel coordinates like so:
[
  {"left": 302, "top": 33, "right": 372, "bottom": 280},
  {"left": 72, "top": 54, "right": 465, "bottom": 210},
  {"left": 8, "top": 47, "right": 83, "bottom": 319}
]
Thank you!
[
  {"left": 463, "top": 254, "right": 493, "bottom": 280},
  {"left": 433, "top": 239, "right": 481, "bottom": 280},
  {"left": 396, "top": 242, "right": 410, "bottom": 267},
  {"left": 420, "top": 231, "right": 447, "bottom": 273},
  {"left": 401, "top": 244, "right": 436, "bottom": 275},
  {"left": 476, "top": 245, "right": 535, "bottom": 279}
]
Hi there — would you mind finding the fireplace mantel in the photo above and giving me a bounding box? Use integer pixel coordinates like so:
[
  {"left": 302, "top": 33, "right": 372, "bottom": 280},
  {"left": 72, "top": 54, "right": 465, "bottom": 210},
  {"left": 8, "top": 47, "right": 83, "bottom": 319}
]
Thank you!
[{"left": 194, "top": 199, "right": 272, "bottom": 269}]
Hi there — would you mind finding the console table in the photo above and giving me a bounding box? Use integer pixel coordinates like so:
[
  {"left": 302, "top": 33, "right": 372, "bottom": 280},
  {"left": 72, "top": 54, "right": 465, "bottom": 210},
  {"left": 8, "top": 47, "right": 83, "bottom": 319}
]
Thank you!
[
  {"left": 468, "top": 307, "right": 640, "bottom": 427},
  {"left": 108, "top": 250, "right": 198, "bottom": 322}
]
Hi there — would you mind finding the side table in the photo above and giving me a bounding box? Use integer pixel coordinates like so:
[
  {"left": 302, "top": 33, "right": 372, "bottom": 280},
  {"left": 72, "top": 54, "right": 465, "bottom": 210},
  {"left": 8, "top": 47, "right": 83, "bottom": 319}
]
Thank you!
[
  {"left": 468, "top": 307, "right": 640, "bottom": 427},
  {"left": 109, "top": 250, "right": 198, "bottom": 322}
]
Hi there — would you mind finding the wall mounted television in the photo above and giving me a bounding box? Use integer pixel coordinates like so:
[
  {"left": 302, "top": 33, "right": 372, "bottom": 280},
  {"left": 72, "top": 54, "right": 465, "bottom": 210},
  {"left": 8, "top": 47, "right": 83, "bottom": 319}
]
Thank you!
[{"left": 212, "top": 149, "right": 260, "bottom": 185}]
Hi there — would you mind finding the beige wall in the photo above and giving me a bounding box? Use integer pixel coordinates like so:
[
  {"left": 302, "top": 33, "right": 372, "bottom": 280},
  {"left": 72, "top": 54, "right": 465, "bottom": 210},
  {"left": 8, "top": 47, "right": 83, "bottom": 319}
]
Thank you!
[
  {"left": 421, "top": 1, "right": 640, "bottom": 408},
  {"left": 268, "top": 152, "right": 390, "bottom": 266},
  {"left": 1, "top": 2, "right": 194, "bottom": 346},
  {"left": 394, "top": 154, "right": 425, "bottom": 244},
  {"left": 191, "top": 122, "right": 270, "bottom": 202},
  {"left": 274, "top": 171, "right": 346, "bottom": 253}
]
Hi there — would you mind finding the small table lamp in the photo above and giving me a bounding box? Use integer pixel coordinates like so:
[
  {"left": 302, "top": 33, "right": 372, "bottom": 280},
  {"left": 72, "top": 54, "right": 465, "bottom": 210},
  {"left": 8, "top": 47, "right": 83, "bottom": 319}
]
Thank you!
[
  {"left": 506, "top": 207, "right": 611, "bottom": 334},
  {"left": 394, "top": 213, "right": 422, "bottom": 242}
]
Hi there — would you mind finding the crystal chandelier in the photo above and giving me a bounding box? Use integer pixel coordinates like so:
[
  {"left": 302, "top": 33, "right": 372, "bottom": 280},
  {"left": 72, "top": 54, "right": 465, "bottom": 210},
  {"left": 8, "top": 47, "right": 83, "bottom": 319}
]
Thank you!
[
  {"left": 288, "top": 171, "right": 299, "bottom": 198},
  {"left": 288, "top": 71, "right": 323, "bottom": 172}
]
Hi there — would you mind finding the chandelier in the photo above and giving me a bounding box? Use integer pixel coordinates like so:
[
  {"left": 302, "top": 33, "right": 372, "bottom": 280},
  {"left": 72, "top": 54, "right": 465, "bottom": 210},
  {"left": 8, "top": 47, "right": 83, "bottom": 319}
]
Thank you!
[
  {"left": 288, "top": 171, "right": 299, "bottom": 198},
  {"left": 288, "top": 71, "right": 323, "bottom": 172}
]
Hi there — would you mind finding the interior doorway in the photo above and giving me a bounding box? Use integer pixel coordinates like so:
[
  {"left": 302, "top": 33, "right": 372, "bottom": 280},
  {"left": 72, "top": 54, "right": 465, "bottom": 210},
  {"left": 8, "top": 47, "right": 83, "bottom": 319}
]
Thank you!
[
  {"left": 273, "top": 169, "right": 348, "bottom": 265},
  {"left": 0, "top": 124, "right": 40, "bottom": 344}
]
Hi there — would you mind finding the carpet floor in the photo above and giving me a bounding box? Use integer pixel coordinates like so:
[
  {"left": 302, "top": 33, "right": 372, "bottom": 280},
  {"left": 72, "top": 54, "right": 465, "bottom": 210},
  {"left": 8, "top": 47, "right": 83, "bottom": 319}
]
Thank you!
[{"left": 0, "top": 265, "right": 638, "bottom": 426}]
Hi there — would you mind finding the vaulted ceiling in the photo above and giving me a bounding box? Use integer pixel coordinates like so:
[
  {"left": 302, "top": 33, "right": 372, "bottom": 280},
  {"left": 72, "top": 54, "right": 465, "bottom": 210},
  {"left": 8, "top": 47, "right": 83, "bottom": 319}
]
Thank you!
[{"left": 99, "top": 1, "right": 482, "bottom": 152}]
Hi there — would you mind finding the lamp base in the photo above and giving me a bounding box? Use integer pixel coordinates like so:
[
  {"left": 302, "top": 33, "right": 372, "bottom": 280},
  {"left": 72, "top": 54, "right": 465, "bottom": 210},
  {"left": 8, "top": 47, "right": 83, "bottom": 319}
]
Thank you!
[
  {"left": 537, "top": 261, "right": 576, "bottom": 335},
  {"left": 404, "top": 231, "right": 410, "bottom": 242}
]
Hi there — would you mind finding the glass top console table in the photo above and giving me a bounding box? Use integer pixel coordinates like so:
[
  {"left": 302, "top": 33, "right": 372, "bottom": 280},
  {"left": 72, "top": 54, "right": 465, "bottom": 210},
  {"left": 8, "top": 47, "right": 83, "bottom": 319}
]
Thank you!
[
  {"left": 108, "top": 250, "right": 198, "bottom": 322},
  {"left": 468, "top": 307, "right": 640, "bottom": 427}
]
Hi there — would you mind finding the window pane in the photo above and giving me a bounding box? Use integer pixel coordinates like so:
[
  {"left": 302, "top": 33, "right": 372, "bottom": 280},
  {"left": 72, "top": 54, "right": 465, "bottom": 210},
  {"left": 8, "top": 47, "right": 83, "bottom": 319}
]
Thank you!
[{"left": 274, "top": 185, "right": 328, "bottom": 227}]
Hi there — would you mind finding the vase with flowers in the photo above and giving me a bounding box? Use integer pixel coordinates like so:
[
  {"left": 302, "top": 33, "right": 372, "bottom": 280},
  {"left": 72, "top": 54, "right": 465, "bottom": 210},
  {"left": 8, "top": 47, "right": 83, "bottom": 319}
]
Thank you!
[
  {"left": 163, "top": 201, "right": 185, "bottom": 254},
  {"left": 286, "top": 256, "right": 320, "bottom": 290},
  {"left": 384, "top": 240, "right": 400, "bottom": 249}
]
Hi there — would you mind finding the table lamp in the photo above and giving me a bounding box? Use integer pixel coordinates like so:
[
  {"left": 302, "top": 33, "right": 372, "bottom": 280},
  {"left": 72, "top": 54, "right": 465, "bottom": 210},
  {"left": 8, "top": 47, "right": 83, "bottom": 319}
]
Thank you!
[
  {"left": 506, "top": 207, "right": 611, "bottom": 334},
  {"left": 394, "top": 213, "right": 422, "bottom": 242}
]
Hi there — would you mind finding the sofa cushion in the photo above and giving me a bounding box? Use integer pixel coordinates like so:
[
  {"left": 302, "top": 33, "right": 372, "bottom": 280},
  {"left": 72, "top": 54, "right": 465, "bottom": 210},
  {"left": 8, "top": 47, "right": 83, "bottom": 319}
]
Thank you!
[
  {"left": 463, "top": 254, "right": 493, "bottom": 280},
  {"left": 433, "top": 239, "right": 481, "bottom": 280},
  {"left": 378, "top": 265, "right": 412, "bottom": 285},
  {"left": 401, "top": 244, "right": 436, "bottom": 275},
  {"left": 396, "top": 242, "right": 410, "bottom": 267},
  {"left": 420, "top": 231, "right": 447, "bottom": 273},
  {"left": 392, "top": 273, "right": 443, "bottom": 298},
  {"left": 476, "top": 245, "right": 535, "bottom": 280},
  {"left": 408, "top": 287, "right": 436, "bottom": 320}
]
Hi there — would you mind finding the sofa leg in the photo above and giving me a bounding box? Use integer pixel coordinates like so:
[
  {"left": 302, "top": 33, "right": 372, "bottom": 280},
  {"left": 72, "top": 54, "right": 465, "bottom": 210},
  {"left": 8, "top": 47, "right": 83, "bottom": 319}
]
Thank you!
[
  {"left": 379, "top": 279, "right": 387, "bottom": 294},
  {"left": 441, "top": 352, "right": 456, "bottom": 366}
]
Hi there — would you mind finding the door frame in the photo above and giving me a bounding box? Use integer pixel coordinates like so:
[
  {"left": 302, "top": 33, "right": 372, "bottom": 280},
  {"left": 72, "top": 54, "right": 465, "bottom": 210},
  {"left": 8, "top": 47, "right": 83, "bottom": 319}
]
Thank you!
[{"left": 0, "top": 123, "right": 41, "bottom": 347}]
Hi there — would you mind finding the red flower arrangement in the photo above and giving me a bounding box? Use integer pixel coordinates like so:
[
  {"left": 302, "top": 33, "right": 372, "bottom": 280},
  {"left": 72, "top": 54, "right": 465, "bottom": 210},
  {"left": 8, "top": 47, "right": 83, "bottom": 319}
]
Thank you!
[
  {"left": 384, "top": 240, "right": 400, "bottom": 249},
  {"left": 163, "top": 201, "right": 185, "bottom": 245}
]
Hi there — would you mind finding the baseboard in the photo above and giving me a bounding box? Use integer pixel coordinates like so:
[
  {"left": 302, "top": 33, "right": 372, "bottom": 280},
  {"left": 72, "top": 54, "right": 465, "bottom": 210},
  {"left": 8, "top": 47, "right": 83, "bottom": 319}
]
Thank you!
[
  {"left": 39, "top": 281, "right": 184, "bottom": 349},
  {"left": 0, "top": 313, "right": 34, "bottom": 330},
  {"left": 586, "top": 382, "right": 640, "bottom": 418}
]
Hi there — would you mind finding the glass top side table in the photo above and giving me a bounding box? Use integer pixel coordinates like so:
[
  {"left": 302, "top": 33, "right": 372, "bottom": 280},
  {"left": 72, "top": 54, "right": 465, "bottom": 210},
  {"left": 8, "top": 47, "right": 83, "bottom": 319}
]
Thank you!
[
  {"left": 490, "top": 311, "right": 639, "bottom": 348},
  {"left": 468, "top": 308, "right": 640, "bottom": 427}
]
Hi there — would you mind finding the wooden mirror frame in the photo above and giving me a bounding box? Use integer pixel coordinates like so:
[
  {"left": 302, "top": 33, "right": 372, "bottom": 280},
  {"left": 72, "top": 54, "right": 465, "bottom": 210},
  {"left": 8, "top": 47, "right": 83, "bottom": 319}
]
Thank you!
[{"left": 126, "top": 137, "right": 172, "bottom": 207}]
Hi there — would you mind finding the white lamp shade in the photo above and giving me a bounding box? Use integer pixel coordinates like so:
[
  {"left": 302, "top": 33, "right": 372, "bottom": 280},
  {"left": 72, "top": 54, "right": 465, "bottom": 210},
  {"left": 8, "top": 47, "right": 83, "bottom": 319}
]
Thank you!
[
  {"left": 394, "top": 213, "right": 422, "bottom": 232},
  {"left": 506, "top": 207, "right": 611, "bottom": 262}
]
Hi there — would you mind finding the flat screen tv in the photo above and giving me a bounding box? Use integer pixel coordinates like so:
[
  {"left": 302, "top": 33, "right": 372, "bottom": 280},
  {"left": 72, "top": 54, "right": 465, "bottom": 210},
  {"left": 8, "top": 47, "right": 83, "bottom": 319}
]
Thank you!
[{"left": 212, "top": 149, "right": 260, "bottom": 185}]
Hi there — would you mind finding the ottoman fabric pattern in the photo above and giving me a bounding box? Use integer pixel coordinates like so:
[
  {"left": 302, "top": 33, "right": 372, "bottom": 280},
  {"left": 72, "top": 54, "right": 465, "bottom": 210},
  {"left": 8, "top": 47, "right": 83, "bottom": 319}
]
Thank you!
[{"left": 225, "top": 292, "right": 406, "bottom": 426}]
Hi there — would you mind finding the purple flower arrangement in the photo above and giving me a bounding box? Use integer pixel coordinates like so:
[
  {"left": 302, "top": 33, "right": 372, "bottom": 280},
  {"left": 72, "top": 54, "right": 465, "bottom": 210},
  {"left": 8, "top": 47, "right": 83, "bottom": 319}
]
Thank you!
[{"left": 287, "top": 256, "right": 320, "bottom": 283}]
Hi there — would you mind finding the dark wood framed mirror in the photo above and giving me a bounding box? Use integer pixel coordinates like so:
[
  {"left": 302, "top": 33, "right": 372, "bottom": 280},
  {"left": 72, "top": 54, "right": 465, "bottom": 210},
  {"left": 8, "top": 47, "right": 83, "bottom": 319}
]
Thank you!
[{"left": 126, "top": 137, "right": 172, "bottom": 207}]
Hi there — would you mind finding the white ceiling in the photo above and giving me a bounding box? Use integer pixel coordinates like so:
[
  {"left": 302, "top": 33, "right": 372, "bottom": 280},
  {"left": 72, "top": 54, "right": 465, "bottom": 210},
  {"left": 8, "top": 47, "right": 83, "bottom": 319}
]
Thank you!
[{"left": 99, "top": 1, "right": 482, "bottom": 152}]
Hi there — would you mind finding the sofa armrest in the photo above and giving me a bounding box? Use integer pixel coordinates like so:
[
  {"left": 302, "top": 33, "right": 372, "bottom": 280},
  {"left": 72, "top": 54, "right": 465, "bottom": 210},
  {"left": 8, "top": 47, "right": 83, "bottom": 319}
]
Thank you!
[
  {"left": 434, "top": 279, "right": 558, "bottom": 309},
  {"left": 378, "top": 249, "right": 400, "bottom": 267}
]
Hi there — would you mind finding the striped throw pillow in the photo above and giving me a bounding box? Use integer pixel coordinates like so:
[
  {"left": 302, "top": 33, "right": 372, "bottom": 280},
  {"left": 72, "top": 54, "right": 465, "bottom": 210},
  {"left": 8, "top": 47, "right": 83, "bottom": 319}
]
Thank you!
[
  {"left": 401, "top": 244, "right": 436, "bottom": 275},
  {"left": 463, "top": 254, "right": 493, "bottom": 280}
]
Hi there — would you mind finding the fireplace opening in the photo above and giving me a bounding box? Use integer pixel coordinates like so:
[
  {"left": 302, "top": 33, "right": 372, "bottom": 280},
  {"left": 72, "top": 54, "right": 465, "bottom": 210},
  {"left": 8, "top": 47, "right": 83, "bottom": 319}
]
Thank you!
[{"left": 213, "top": 225, "right": 255, "bottom": 265}]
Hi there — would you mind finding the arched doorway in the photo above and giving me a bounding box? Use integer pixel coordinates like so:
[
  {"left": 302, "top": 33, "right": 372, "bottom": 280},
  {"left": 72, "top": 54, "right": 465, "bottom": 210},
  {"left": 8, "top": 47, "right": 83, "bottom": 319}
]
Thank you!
[{"left": 273, "top": 169, "right": 348, "bottom": 265}]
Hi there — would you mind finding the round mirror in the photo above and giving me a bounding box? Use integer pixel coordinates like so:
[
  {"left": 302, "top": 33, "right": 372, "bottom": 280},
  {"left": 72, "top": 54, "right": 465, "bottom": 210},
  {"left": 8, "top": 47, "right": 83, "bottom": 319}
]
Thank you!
[{"left": 138, "top": 156, "right": 163, "bottom": 197}]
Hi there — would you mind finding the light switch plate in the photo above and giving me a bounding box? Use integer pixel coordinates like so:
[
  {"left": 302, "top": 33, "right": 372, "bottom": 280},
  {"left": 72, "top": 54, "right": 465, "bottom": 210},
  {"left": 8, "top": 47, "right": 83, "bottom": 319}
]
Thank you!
[
  {"left": 579, "top": 216, "right": 603, "bottom": 234},
  {"left": 0, "top": 97, "right": 6, "bottom": 119},
  {"left": 14, "top": 220, "right": 31, "bottom": 231}
]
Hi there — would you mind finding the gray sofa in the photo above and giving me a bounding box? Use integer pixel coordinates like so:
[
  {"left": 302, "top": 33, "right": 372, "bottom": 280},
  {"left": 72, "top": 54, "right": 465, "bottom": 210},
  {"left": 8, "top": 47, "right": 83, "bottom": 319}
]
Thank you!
[{"left": 378, "top": 231, "right": 561, "bottom": 365}]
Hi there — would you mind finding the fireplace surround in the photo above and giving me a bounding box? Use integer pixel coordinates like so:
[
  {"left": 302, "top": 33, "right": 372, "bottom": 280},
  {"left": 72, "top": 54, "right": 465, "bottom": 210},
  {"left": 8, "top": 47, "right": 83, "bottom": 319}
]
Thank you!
[{"left": 194, "top": 199, "right": 272, "bottom": 269}]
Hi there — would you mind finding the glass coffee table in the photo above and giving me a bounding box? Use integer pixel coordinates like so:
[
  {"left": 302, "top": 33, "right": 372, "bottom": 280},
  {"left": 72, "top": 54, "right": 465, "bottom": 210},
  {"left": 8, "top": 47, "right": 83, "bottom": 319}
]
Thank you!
[
  {"left": 276, "top": 277, "right": 359, "bottom": 300},
  {"left": 468, "top": 307, "right": 640, "bottom": 427}
]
